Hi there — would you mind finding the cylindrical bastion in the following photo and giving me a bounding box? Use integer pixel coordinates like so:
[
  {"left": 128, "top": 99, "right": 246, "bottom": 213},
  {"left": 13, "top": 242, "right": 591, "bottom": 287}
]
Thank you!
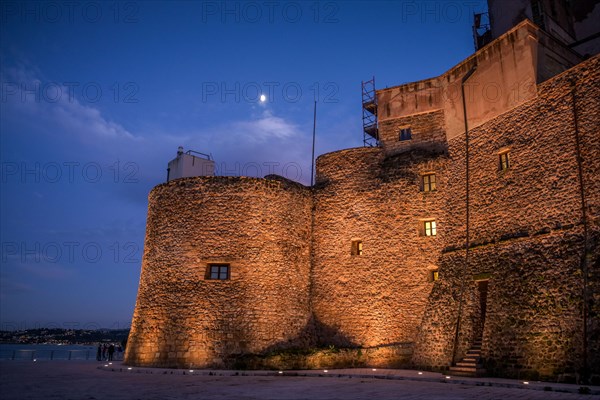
[{"left": 125, "top": 175, "right": 312, "bottom": 368}]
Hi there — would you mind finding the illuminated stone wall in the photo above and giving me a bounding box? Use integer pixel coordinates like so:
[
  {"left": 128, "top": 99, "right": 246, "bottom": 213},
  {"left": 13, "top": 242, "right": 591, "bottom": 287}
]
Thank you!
[
  {"left": 376, "top": 21, "right": 582, "bottom": 145},
  {"left": 412, "top": 54, "right": 600, "bottom": 379},
  {"left": 377, "top": 110, "right": 446, "bottom": 155},
  {"left": 125, "top": 176, "right": 312, "bottom": 368},
  {"left": 312, "top": 143, "right": 448, "bottom": 352},
  {"left": 126, "top": 51, "right": 598, "bottom": 378}
]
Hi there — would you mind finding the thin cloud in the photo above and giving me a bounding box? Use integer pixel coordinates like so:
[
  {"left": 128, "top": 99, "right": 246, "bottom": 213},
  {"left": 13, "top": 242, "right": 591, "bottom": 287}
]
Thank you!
[
  {"left": 2, "top": 60, "right": 313, "bottom": 186},
  {"left": 51, "top": 101, "right": 136, "bottom": 140},
  {"left": 230, "top": 109, "right": 301, "bottom": 142},
  {"left": 0, "top": 274, "right": 34, "bottom": 296},
  {"left": 19, "top": 263, "right": 74, "bottom": 280},
  {"left": 2, "top": 63, "right": 137, "bottom": 141}
]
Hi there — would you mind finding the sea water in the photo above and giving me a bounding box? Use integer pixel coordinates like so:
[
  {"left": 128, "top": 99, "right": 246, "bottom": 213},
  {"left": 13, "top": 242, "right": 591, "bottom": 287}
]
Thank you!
[{"left": 0, "top": 344, "right": 111, "bottom": 361}]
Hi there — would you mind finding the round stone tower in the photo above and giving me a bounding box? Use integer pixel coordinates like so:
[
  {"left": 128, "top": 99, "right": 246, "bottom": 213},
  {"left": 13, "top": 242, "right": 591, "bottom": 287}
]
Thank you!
[{"left": 125, "top": 175, "right": 312, "bottom": 368}]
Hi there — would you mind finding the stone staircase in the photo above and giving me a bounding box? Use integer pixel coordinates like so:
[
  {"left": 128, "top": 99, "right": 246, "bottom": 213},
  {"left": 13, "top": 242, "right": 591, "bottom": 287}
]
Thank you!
[{"left": 448, "top": 340, "right": 486, "bottom": 377}]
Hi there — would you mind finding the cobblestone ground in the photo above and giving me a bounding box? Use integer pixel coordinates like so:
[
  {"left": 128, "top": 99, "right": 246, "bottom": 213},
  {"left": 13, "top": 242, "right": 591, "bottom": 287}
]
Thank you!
[{"left": 0, "top": 361, "right": 597, "bottom": 400}]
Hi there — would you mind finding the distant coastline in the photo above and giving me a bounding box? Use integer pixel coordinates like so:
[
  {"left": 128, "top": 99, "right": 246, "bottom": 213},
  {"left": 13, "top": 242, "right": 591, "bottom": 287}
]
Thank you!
[{"left": 0, "top": 328, "right": 129, "bottom": 346}]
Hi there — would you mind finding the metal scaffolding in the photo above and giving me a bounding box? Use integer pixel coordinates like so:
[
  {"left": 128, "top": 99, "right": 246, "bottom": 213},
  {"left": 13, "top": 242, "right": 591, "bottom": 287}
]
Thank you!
[
  {"left": 473, "top": 12, "right": 491, "bottom": 51},
  {"left": 362, "top": 77, "right": 379, "bottom": 147}
]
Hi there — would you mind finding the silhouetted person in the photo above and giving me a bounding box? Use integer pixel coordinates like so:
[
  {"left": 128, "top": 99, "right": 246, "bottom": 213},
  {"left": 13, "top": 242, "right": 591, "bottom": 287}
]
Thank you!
[
  {"left": 102, "top": 344, "right": 107, "bottom": 360},
  {"left": 96, "top": 344, "right": 101, "bottom": 361},
  {"left": 108, "top": 344, "right": 115, "bottom": 361}
]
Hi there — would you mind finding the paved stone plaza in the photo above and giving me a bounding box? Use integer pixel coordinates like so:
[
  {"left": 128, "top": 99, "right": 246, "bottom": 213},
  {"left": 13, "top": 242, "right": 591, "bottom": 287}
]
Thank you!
[{"left": 1, "top": 361, "right": 598, "bottom": 399}]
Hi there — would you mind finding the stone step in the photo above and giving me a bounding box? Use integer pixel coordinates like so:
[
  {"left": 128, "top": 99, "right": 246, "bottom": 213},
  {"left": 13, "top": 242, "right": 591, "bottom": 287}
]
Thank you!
[
  {"left": 449, "top": 366, "right": 478, "bottom": 373},
  {"left": 449, "top": 369, "right": 487, "bottom": 377},
  {"left": 456, "top": 361, "right": 482, "bottom": 368},
  {"left": 451, "top": 340, "right": 486, "bottom": 377},
  {"left": 450, "top": 365, "right": 486, "bottom": 372}
]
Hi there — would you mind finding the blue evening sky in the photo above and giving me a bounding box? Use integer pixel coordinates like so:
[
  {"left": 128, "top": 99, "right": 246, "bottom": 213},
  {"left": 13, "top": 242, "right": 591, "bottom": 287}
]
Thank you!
[{"left": 1, "top": 0, "right": 487, "bottom": 330}]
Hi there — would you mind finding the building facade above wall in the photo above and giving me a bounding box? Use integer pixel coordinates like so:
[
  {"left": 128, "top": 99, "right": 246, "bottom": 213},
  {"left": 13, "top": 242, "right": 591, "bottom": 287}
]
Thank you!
[{"left": 376, "top": 20, "right": 583, "bottom": 147}]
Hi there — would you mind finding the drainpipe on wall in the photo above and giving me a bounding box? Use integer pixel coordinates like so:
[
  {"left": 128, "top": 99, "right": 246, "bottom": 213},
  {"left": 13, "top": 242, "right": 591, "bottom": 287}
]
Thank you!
[
  {"left": 570, "top": 79, "right": 590, "bottom": 384},
  {"left": 309, "top": 101, "right": 318, "bottom": 333},
  {"left": 451, "top": 63, "right": 478, "bottom": 366},
  {"left": 308, "top": 170, "right": 317, "bottom": 344}
]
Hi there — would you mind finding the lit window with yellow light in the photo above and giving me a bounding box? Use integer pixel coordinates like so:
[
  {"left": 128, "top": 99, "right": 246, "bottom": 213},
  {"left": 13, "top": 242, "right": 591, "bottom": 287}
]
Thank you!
[
  {"left": 423, "top": 220, "right": 437, "bottom": 236},
  {"left": 499, "top": 150, "right": 510, "bottom": 171},
  {"left": 351, "top": 240, "right": 363, "bottom": 256},
  {"left": 421, "top": 173, "right": 436, "bottom": 192}
]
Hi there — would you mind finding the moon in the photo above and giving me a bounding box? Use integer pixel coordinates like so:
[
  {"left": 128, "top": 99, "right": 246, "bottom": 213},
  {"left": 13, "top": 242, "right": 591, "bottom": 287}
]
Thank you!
[{"left": 260, "top": 94, "right": 266, "bottom": 102}]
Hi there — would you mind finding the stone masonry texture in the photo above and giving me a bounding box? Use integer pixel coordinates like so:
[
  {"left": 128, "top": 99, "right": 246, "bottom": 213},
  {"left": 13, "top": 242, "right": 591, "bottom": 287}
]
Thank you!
[
  {"left": 125, "top": 176, "right": 313, "bottom": 368},
  {"left": 126, "top": 52, "right": 599, "bottom": 381},
  {"left": 413, "top": 54, "right": 600, "bottom": 379}
]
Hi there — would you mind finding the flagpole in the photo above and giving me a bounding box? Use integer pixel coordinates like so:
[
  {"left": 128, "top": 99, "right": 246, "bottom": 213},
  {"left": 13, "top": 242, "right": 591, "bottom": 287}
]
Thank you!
[{"left": 310, "top": 100, "right": 317, "bottom": 186}]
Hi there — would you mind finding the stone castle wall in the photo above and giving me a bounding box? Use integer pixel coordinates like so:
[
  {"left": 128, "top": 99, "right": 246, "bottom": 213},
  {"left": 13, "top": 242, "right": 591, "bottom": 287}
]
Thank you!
[
  {"left": 126, "top": 55, "right": 599, "bottom": 378},
  {"left": 311, "top": 125, "right": 449, "bottom": 355},
  {"left": 376, "top": 21, "right": 554, "bottom": 141},
  {"left": 378, "top": 110, "right": 446, "bottom": 155},
  {"left": 125, "top": 176, "right": 312, "bottom": 368},
  {"left": 413, "top": 55, "right": 600, "bottom": 378},
  {"left": 312, "top": 147, "right": 440, "bottom": 350}
]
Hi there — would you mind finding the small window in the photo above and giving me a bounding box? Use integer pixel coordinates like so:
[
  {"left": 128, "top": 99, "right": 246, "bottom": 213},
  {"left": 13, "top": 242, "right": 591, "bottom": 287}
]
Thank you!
[
  {"left": 421, "top": 173, "right": 436, "bottom": 192},
  {"left": 499, "top": 151, "right": 510, "bottom": 171},
  {"left": 399, "top": 127, "right": 412, "bottom": 141},
  {"left": 431, "top": 270, "right": 439, "bottom": 282},
  {"left": 207, "top": 264, "right": 230, "bottom": 280},
  {"left": 351, "top": 240, "right": 363, "bottom": 256},
  {"left": 421, "top": 220, "right": 437, "bottom": 236}
]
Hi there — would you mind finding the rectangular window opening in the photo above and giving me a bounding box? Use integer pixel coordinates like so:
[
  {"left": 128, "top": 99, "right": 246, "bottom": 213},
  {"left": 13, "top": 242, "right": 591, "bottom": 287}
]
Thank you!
[
  {"left": 207, "top": 264, "right": 230, "bottom": 280},
  {"left": 421, "top": 173, "right": 437, "bottom": 192},
  {"left": 399, "top": 127, "right": 412, "bottom": 141},
  {"left": 421, "top": 220, "right": 437, "bottom": 236},
  {"left": 431, "top": 270, "right": 439, "bottom": 282},
  {"left": 499, "top": 151, "right": 510, "bottom": 171},
  {"left": 351, "top": 240, "right": 363, "bottom": 256}
]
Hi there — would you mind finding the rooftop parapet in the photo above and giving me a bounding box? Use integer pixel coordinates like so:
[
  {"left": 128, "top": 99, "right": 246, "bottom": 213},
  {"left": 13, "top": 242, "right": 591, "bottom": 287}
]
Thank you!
[{"left": 376, "top": 20, "right": 583, "bottom": 143}]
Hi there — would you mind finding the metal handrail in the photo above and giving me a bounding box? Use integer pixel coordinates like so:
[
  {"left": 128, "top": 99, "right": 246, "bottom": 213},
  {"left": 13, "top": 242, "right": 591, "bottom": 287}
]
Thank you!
[{"left": 185, "top": 150, "right": 212, "bottom": 160}]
